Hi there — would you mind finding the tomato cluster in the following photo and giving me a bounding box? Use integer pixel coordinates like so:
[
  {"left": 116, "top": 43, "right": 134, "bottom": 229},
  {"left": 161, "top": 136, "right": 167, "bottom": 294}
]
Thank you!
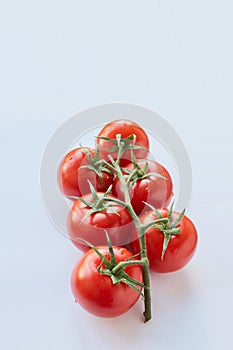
[{"left": 57, "top": 119, "right": 198, "bottom": 321}]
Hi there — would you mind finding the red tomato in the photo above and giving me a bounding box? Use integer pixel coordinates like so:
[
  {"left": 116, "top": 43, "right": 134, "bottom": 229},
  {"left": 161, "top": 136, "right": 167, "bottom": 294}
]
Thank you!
[
  {"left": 113, "top": 159, "right": 173, "bottom": 215},
  {"left": 130, "top": 209, "right": 198, "bottom": 273},
  {"left": 71, "top": 246, "right": 143, "bottom": 317},
  {"left": 67, "top": 192, "right": 132, "bottom": 251},
  {"left": 58, "top": 147, "right": 113, "bottom": 198},
  {"left": 97, "top": 119, "right": 150, "bottom": 167}
]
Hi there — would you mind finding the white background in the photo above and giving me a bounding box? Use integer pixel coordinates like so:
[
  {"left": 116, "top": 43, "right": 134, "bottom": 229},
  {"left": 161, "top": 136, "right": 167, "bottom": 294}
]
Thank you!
[{"left": 0, "top": 1, "right": 233, "bottom": 349}]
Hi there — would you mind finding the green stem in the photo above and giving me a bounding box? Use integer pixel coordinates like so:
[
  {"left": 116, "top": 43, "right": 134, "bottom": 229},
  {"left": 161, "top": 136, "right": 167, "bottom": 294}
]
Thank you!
[
  {"left": 116, "top": 140, "right": 126, "bottom": 165},
  {"left": 114, "top": 163, "right": 152, "bottom": 322},
  {"left": 142, "top": 218, "right": 169, "bottom": 232},
  {"left": 120, "top": 272, "right": 148, "bottom": 290},
  {"left": 112, "top": 258, "right": 147, "bottom": 274},
  {"left": 103, "top": 197, "right": 127, "bottom": 207}
]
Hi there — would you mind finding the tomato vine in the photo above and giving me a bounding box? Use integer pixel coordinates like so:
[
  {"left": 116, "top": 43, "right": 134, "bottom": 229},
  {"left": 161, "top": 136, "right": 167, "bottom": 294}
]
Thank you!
[{"left": 58, "top": 119, "right": 198, "bottom": 322}]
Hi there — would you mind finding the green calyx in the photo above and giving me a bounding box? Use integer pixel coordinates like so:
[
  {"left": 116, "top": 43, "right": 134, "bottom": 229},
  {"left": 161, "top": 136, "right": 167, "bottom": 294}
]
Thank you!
[
  {"left": 143, "top": 202, "right": 185, "bottom": 260},
  {"left": 124, "top": 150, "right": 167, "bottom": 187},
  {"left": 80, "top": 146, "right": 113, "bottom": 185},
  {"left": 69, "top": 182, "right": 115, "bottom": 222},
  {"left": 80, "top": 233, "right": 147, "bottom": 296},
  {"left": 97, "top": 134, "right": 147, "bottom": 164}
]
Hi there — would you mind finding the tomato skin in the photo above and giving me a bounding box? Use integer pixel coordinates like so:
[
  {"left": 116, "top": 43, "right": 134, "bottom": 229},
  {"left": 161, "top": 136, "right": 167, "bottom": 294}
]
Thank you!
[
  {"left": 71, "top": 246, "right": 143, "bottom": 318},
  {"left": 113, "top": 160, "right": 173, "bottom": 215},
  {"left": 130, "top": 209, "right": 198, "bottom": 273},
  {"left": 67, "top": 192, "right": 132, "bottom": 251},
  {"left": 97, "top": 119, "right": 150, "bottom": 167},
  {"left": 58, "top": 147, "right": 113, "bottom": 198}
]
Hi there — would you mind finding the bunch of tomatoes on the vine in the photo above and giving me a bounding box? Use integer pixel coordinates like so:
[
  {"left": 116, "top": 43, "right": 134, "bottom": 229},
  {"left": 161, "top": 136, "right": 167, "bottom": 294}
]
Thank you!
[{"left": 57, "top": 119, "right": 198, "bottom": 322}]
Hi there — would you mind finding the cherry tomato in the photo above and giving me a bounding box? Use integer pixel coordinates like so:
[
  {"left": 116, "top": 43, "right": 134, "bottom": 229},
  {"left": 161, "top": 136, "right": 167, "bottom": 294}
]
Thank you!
[
  {"left": 113, "top": 159, "right": 173, "bottom": 215},
  {"left": 58, "top": 147, "right": 113, "bottom": 198},
  {"left": 67, "top": 192, "right": 132, "bottom": 251},
  {"left": 97, "top": 119, "right": 150, "bottom": 167},
  {"left": 130, "top": 209, "right": 198, "bottom": 273},
  {"left": 71, "top": 246, "right": 143, "bottom": 317}
]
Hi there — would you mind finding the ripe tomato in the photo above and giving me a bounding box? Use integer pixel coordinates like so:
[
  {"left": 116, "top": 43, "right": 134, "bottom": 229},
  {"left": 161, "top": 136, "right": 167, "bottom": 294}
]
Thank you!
[
  {"left": 58, "top": 147, "right": 113, "bottom": 198},
  {"left": 67, "top": 192, "right": 132, "bottom": 251},
  {"left": 71, "top": 246, "right": 143, "bottom": 317},
  {"left": 97, "top": 119, "right": 150, "bottom": 167},
  {"left": 130, "top": 209, "right": 198, "bottom": 273},
  {"left": 113, "top": 159, "right": 173, "bottom": 215}
]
